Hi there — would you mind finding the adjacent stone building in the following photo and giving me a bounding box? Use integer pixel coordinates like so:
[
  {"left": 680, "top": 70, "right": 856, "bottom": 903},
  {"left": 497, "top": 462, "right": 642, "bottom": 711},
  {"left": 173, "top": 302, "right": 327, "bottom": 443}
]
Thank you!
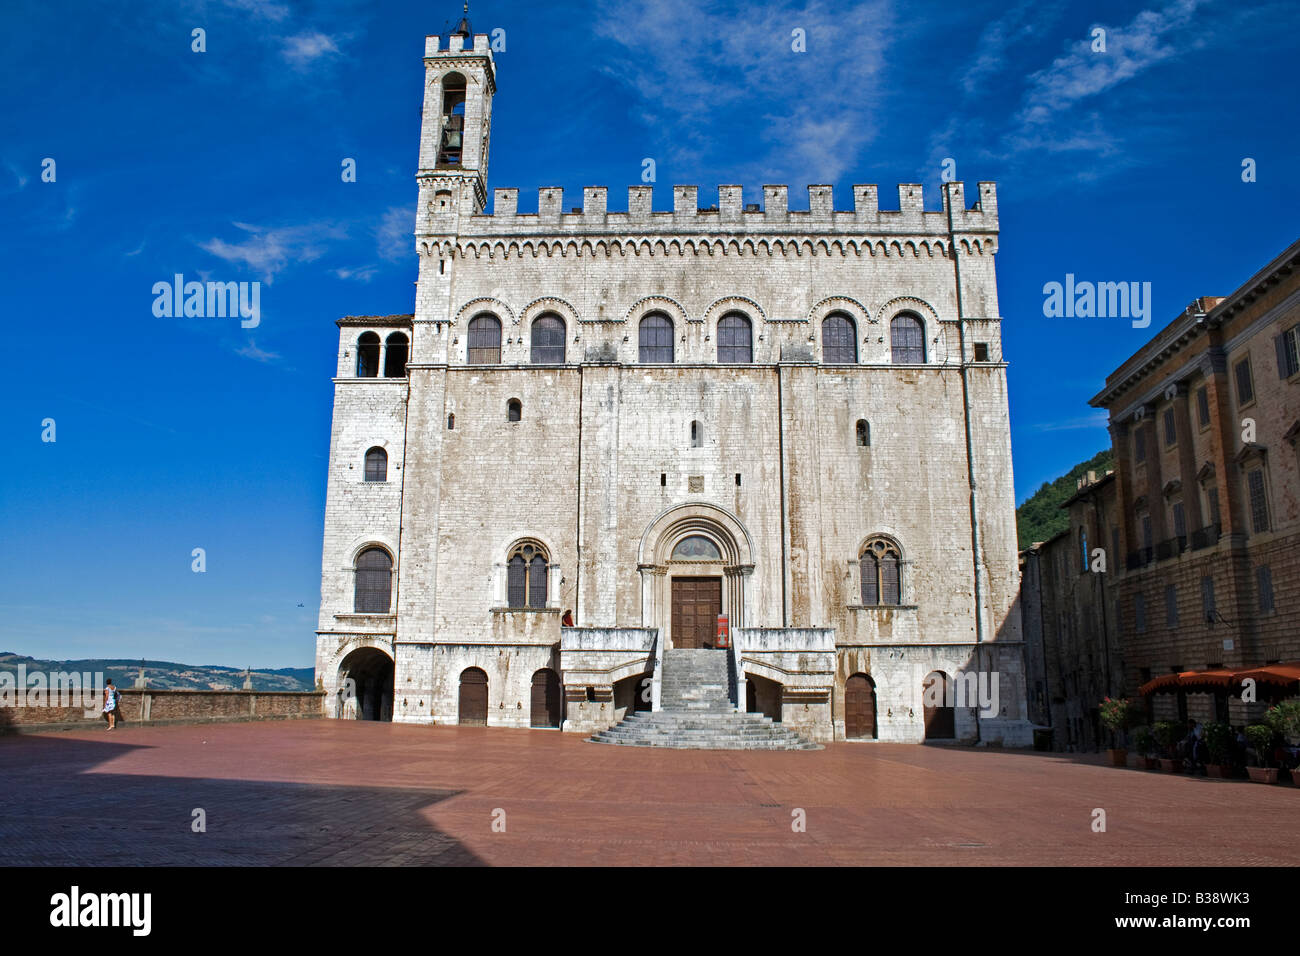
[
  {"left": 314, "top": 23, "right": 1033, "bottom": 745},
  {"left": 1022, "top": 237, "right": 1300, "bottom": 748}
]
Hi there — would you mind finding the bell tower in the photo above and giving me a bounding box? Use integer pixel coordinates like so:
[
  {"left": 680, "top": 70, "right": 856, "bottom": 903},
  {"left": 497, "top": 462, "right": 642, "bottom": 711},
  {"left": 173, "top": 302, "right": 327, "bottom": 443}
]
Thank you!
[{"left": 416, "top": 5, "right": 495, "bottom": 229}]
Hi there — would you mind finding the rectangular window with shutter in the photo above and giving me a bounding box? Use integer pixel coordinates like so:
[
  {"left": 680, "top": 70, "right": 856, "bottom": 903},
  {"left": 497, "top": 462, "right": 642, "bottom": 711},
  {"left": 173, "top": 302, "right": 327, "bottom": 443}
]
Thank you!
[
  {"left": 1234, "top": 356, "right": 1255, "bottom": 405},
  {"left": 1247, "top": 468, "right": 1269, "bottom": 533},
  {"left": 1165, "top": 585, "right": 1178, "bottom": 627},
  {"left": 1172, "top": 502, "right": 1186, "bottom": 538},
  {"left": 1134, "top": 427, "right": 1147, "bottom": 463},
  {"left": 1257, "top": 565, "right": 1275, "bottom": 613},
  {"left": 1135, "top": 593, "right": 1146, "bottom": 634},
  {"left": 1201, "top": 576, "right": 1216, "bottom": 622},
  {"left": 1207, "top": 486, "right": 1220, "bottom": 527},
  {"left": 1163, "top": 408, "right": 1176, "bottom": 447},
  {"left": 1196, "top": 385, "right": 1210, "bottom": 429},
  {"left": 1277, "top": 325, "right": 1300, "bottom": 379}
]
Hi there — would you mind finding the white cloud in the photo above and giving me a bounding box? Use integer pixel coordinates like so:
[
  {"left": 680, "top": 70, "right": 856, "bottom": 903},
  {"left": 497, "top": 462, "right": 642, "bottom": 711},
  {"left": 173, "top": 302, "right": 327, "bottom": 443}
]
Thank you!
[
  {"left": 375, "top": 205, "right": 412, "bottom": 263},
  {"left": 1031, "top": 413, "right": 1110, "bottom": 433},
  {"left": 222, "top": 0, "right": 290, "bottom": 22},
  {"left": 236, "top": 340, "right": 281, "bottom": 363},
  {"left": 335, "top": 265, "right": 378, "bottom": 282},
  {"left": 199, "top": 221, "right": 346, "bottom": 282},
  {"left": 282, "top": 32, "right": 340, "bottom": 68},
  {"left": 593, "top": 0, "right": 893, "bottom": 184}
]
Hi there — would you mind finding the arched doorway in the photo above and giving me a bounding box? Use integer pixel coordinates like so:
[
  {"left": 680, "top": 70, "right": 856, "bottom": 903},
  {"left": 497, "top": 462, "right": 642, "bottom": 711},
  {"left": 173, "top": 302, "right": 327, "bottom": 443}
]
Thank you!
[
  {"left": 458, "top": 668, "right": 488, "bottom": 725},
  {"left": 923, "top": 670, "right": 955, "bottom": 740},
  {"left": 337, "top": 647, "right": 394, "bottom": 721},
  {"left": 845, "top": 673, "right": 877, "bottom": 739},
  {"left": 530, "top": 669, "right": 561, "bottom": 728}
]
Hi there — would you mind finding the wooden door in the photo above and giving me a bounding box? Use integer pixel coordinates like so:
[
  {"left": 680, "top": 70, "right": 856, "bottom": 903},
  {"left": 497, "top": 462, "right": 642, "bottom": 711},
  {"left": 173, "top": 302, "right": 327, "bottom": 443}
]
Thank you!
[
  {"left": 671, "top": 577, "right": 722, "bottom": 649},
  {"left": 845, "top": 674, "right": 876, "bottom": 739},
  {"left": 530, "top": 669, "right": 561, "bottom": 728},
  {"left": 458, "top": 668, "right": 488, "bottom": 725},
  {"left": 922, "top": 672, "right": 954, "bottom": 739}
]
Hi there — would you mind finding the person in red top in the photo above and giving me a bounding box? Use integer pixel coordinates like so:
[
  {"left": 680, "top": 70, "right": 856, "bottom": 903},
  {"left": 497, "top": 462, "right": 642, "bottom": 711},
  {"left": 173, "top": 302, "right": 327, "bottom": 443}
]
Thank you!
[{"left": 561, "top": 609, "right": 574, "bottom": 627}]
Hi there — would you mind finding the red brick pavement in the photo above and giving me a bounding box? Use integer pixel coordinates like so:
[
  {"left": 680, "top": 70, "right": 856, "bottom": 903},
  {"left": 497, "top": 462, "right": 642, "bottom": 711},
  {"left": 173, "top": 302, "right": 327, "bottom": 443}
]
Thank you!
[{"left": 2, "top": 721, "right": 1296, "bottom": 866}]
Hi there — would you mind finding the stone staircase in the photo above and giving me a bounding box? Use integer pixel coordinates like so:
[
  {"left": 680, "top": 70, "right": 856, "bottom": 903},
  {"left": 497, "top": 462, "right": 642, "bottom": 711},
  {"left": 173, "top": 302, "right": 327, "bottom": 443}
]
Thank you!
[{"left": 590, "top": 648, "right": 820, "bottom": 750}]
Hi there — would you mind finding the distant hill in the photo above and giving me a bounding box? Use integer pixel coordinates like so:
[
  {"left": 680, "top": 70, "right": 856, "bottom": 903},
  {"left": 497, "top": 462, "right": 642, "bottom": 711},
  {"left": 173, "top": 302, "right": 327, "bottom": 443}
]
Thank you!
[
  {"left": 0, "top": 653, "right": 315, "bottom": 691},
  {"left": 1016, "top": 448, "right": 1115, "bottom": 551}
]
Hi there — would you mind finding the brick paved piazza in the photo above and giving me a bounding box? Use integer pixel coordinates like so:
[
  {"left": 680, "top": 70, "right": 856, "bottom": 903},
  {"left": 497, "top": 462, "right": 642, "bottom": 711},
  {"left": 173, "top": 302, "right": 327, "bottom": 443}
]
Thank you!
[{"left": 3, "top": 721, "right": 1296, "bottom": 866}]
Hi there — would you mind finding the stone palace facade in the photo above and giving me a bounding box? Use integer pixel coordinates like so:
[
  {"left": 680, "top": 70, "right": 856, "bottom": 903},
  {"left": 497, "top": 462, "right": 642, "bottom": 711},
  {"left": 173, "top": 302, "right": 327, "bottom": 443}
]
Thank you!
[{"left": 314, "top": 24, "right": 1033, "bottom": 746}]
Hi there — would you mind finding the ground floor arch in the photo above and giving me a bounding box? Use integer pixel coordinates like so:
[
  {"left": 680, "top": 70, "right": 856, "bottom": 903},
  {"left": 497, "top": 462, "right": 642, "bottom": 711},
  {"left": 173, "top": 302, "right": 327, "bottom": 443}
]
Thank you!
[
  {"left": 923, "top": 670, "right": 955, "bottom": 740},
  {"left": 745, "top": 671, "right": 783, "bottom": 721},
  {"left": 338, "top": 646, "right": 394, "bottom": 721},
  {"left": 845, "top": 672, "right": 877, "bottom": 739},
  {"left": 530, "top": 668, "right": 562, "bottom": 728},
  {"left": 459, "top": 667, "right": 489, "bottom": 725}
]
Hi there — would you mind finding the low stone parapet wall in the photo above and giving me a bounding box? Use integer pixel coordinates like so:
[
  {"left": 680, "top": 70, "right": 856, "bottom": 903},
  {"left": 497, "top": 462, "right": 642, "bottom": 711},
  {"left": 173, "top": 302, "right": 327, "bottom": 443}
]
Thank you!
[{"left": 0, "top": 688, "right": 326, "bottom": 734}]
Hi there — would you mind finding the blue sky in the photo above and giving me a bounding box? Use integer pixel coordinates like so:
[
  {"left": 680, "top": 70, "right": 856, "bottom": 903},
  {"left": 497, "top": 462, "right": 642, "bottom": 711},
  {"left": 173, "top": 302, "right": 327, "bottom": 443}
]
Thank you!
[{"left": 1, "top": 0, "right": 1296, "bottom": 667}]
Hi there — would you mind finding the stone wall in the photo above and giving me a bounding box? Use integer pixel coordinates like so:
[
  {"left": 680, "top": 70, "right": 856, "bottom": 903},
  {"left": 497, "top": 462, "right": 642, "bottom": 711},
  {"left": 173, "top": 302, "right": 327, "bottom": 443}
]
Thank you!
[{"left": 0, "top": 689, "right": 325, "bottom": 733}]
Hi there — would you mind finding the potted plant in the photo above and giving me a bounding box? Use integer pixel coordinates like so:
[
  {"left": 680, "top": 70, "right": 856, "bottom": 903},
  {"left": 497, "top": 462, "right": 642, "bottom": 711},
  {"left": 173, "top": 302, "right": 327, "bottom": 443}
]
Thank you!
[
  {"left": 1264, "top": 702, "right": 1300, "bottom": 786},
  {"left": 1099, "top": 697, "right": 1133, "bottom": 766},
  {"left": 1132, "top": 726, "right": 1158, "bottom": 770},
  {"left": 1202, "top": 722, "right": 1234, "bottom": 778},
  {"left": 1152, "top": 721, "right": 1183, "bottom": 772},
  {"left": 1245, "top": 723, "right": 1278, "bottom": 784}
]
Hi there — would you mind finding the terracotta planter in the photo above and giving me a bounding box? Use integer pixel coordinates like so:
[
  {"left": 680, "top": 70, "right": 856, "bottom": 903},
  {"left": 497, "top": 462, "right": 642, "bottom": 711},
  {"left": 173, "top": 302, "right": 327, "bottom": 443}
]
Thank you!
[
  {"left": 1158, "top": 758, "right": 1183, "bottom": 773},
  {"left": 1205, "top": 764, "right": 1233, "bottom": 779},
  {"left": 1108, "top": 748, "right": 1128, "bottom": 767},
  {"left": 1246, "top": 767, "right": 1279, "bottom": 784},
  {"left": 1141, "top": 756, "right": 1159, "bottom": 770}
]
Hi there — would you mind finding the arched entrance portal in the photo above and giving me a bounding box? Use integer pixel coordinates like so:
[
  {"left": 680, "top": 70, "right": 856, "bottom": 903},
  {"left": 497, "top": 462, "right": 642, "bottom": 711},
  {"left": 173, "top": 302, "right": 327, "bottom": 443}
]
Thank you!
[
  {"left": 459, "top": 667, "right": 489, "bottom": 725},
  {"left": 923, "top": 670, "right": 955, "bottom": 740},
  {"left": 845, "top": 673, "right": 877, "bottom": 739},
  {"left": 530, "top": 668, "right": 561, "bottom": 728},
  {"left": 638, "top": 503, "right": 755, "bottom": 650},
  {"left": 337, "top": 647, "right": 394, "bottom": 721}
]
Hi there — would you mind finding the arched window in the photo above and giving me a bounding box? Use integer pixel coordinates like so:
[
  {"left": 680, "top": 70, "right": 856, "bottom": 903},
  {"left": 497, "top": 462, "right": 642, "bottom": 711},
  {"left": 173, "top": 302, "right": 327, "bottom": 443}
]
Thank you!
[
  {"left": 507, "top": 398, "right": 522, "bottom": 422},
  {"left": 384, "top": 332, "right": 409, "bottom": 377},
  {"left": 639, "top": 312, "right": 674, "bottom": 363},
  {"left": 530, "top": 314, "right": 565, "bottom": 365},
  {"left": 356, "top": 332, "right": 380, "bottom": 377},
  {"left": 690, "top": 420, "right": 702, "bottom": 447},
  {"left": 438, "top": 72, "right": 467, "bottom": 166},
  {"left": 467, "top": 313, "right": 502, "bottom": 365},
  {"left": 354, "top": 547, "right": 392, "bottom": 613},
  {"left": 856, "top": 420, "right": 870, "bottom": 447},
  {"left": 507, "top": 541, "right": 549, "bottom": 608},
  {"left": 822, "top": 313, "right": 856, "bottom": 364},
  {"left": 860, "top": 537, "right": 902, "bottom": 605},
  {"left": 890, "top": 313, "right": 926, "bottom": 364},
  {"left": 447, "top": 413, "right": 455, "bottom": 430},
  {"left": 364, "top": 447, "right": 387, "bottom": 482},
  {"left": 717, "top": 312, "right": 752, "bottom": 363}
]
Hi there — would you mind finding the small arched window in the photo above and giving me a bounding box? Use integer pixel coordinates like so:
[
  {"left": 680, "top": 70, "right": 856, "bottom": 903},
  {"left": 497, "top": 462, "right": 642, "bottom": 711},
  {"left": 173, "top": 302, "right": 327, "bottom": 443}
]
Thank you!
[
  {"left": 364, "top": 447, "right": 387, "bottom": 482},
  {"left": 507, "top": 398, "right": 522, "bottom": 422},
  {"left": 531, "top": 314, "right": 565, "bottom": 365},
  {"left": 467, "top": 313, "right": 502, "bottom": 365},
  {"left": 507, "top": 541, "right": 549, "bottom": 609},
  {"left": 384, "top": 332, "right": 409, "bottom": 377},
  {"left": 438, "top": 72, "right": 467, "bottom": 166},
  {"left": 860, "top": 537, "right": 902, "bottom": 606},
  {"left": 447, "top": 413, "right": 455, "bottom": 430},
  {"left": 690, "top": 420, "right": 702, "bottom": 447},
  {"left": 822, "top": 313, "right": 857, "bottom": 364},
  {"left": 354, "top": 547, "right": 393, "bottom": 613},
  {"left": 890, "top": 313, "right": 926, "bottom": 364},
  {"left": 357, "top": 332, "right": 380, "bottom": 377},
  {"left": 856, "top": 420, "right": 870, "bottom": 447},
  {"left": 717, "top": 312, "right": 752, "bottom": 363},
  {"left": 639, "top": 313, "right": 674, "bottom": 363}
]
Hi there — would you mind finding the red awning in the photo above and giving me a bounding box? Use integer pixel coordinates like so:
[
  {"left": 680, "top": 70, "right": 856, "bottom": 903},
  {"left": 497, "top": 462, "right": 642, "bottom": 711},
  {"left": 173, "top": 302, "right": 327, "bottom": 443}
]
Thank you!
[
  {"left": 1235, "top": 663, "right": 1300, "bottom": 688},
  {"left": 1138, "top": 662, "right": 1300, "bottom": 696}
]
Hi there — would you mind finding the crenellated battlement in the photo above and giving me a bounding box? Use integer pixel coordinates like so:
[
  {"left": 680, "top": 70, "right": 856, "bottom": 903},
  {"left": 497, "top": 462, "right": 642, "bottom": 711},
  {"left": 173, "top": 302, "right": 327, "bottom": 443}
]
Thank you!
[
  {"left": 442, "top": 182, "right": 998, "bottom": 238},
  {"left": 424, "top": 32, "right": 493, "bottom": 56}
]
